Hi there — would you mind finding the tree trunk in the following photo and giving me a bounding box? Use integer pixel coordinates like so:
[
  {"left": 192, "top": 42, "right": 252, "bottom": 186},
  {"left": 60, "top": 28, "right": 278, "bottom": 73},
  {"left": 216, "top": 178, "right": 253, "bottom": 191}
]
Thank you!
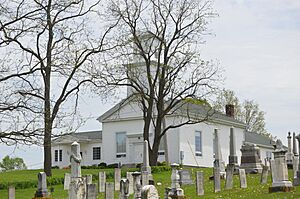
[{"left": 149, "top": 141, "right": 159, "bottom": 166}]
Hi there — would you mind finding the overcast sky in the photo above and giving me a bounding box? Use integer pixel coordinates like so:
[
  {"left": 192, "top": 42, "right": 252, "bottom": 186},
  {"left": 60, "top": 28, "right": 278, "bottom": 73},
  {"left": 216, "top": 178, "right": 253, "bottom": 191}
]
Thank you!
[{"left": 1, "top": 0, "right": 299, "bottom": 168}]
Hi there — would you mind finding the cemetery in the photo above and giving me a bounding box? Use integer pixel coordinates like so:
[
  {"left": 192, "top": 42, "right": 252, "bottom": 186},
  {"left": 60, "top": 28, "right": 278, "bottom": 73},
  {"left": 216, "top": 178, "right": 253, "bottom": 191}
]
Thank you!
[{"left": 1, "top": 134, "right": 300, "bottom": 198}]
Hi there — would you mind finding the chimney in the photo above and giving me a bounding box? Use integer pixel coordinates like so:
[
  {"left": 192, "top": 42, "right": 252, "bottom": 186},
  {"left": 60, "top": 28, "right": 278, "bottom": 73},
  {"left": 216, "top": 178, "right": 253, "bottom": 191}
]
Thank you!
[{"left": 225, "top": 104, "right": 234, "bottom": 118}]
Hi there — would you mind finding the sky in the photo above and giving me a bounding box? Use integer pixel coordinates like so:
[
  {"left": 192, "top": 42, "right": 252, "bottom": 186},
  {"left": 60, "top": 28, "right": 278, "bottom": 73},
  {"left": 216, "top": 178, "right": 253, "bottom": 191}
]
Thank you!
[{"left": 1, "top": 0, "right": 300, "bottom": 169}]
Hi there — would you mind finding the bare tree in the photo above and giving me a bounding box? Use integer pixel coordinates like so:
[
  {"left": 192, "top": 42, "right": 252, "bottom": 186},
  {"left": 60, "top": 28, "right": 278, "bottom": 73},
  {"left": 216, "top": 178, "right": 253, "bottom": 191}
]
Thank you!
[
  {"left": 0, "top": 0, "right": 116, "bottom": 176},
  {"left": 101, "top": 0, "right": 220, "bottom": 165}
]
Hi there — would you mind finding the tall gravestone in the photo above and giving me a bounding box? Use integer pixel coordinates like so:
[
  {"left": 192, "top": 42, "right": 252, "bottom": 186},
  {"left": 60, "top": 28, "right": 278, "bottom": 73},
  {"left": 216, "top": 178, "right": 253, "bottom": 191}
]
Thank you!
[
  {"left": 214, "top": 129, "right": 226, "bottom": 177},
  {"left": 196, "top": 171, "right": 204, "bottom": 196},
  {"left": 115, "top": 168, "right": 121, "bottom": 191},
  {"left": 126, "top": 172, "right": 134, "bottom": 195},
  {"left": 141, "top": 140, "right": 153, "bottom": 181},
  {"left": 286, "top": 132, "right": 293, "bottom": 168},
  {"left": 142, "top": 171, "right": 149, "bottom": 187},
  {"left": 229, "top": 127, "right": 239, "bottom": 170},
  {"left": 293, "top": 134, "right": 300, "bottom": 186},
  {"left": 33, "top": 172, "right": 50, "bottom": 199},
  {"left": 86, "top": 184, "right": 97, "bottom": 199},
  {"left": 166, "top": 163, "right": 185, "bottom": 198},
  {"left": 269, "top": 139, "right": 293, "bottom": 192},
  {"left": 293, "top": 132, "right": 299, "bottom": 178},
  {"left": 99, "top": 171, "right": 106, "bottom": 193},
  {"left": 213, "top": 129, "right": 221, "bottom": 193},
  {"left": 105, "top": 182, "right": 114, "bottom": 199},
  {"left": 240, "top": 143, "right": 263, "bottom": 173},
  {"left": 69, "top": 141, "right": 86, "bottom": 199}
]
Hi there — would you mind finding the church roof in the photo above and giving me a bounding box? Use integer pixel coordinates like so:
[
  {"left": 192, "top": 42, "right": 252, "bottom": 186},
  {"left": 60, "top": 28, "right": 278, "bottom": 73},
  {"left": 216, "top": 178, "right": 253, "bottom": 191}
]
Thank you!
[
  {"left": 98, "top": 96, "right": 246, "bottom": 128},
  {"left": 52, "top": 130, "right": 102, "bottom": 145}
]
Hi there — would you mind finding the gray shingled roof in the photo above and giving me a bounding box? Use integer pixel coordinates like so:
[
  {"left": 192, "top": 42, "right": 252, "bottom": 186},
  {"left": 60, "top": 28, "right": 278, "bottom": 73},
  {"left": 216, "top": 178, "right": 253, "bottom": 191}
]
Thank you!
[
  {"left": 52, "top": 130, "right": 102, "bottom": 145},
  {"left": 99, "top": 96, "right": 246, "bottom": 128},
  {"left": 245, "top": 131, "right": 275, "bottom": 148}
]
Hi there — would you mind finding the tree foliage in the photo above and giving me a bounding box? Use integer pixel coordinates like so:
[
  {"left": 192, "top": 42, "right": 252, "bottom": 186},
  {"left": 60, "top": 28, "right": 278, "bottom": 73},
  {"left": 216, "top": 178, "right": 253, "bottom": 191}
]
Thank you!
[
  {"left": 101, "top": 0, "right": 220, "bottom": 165},
  {"left": 214, "top": 89, "right": 269, "bottom": 136},
  {"left": 0, "top": 155, "right": 27, "bottom": 171}
]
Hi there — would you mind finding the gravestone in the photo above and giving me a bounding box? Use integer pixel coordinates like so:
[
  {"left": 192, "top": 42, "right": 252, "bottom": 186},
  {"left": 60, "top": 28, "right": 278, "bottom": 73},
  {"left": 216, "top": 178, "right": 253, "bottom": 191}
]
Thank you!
[
  {"left": 64, "top": 173, "right": 70, "bottom": 190},
  {"left": 269, "top": 139, "right": 293, "bottom": 192},
  {"left": 142, "top": 171, "right": 149, "bottom": 187},
  {"left": 214, "top": 129, "right": 226, "bottom": 177},
  {"left": 99, "top": 171, "right": 106, "bottom": 193},
  {"left": 33, "top": 172, "right": 50, "bottom": 198},
  {"left": 86, "top": 184, "right": 97, "bottom": 199},
  {"left": 141, "top": 140, "right": 152, "bottom": 174},
  {"left": 166, "top": 163, "right": 185, "bottom": 198},
  {"left": 293, "top": 134, "right": 300, "bottom": 186},
  {"left": 141, "top": 185, "right": 159, "bottom": 199},
  {"left": 178, "top": 169, "right": 193, "bottom": 185},
  {"left": 119, "top": 178, "right": 130, "bottom": 199},
  {"left": 115, "top": 168, "right": 121, "bottom": 191},
  {"left": 240, "top": 143, "right": 263, "bottom": 173},
  {"left": 126, "top": 172, "right": 134, "bottom": 195},
  {"left": 239, "top": 169, "right": 247, "bottom": 188},
  {"left": 213, "top": 130, "right": 221, "bottom": 193},
  {"left": 85, "top": 174, "right": 93, "bottom": 185},
  {"left": 229, "top": 127, "right": 239, "bottom": 170},
  {"left": 261, "top": 165, "right": 269, "bottom": 184},
  {"left": 225, "top": 164, "right": 234, "bottom": 190},
  {"left": 132, "top": 172, "right": 142, "bottom": 199},
  {"left": 286, "top": 132, "right": 293, "bottom": 168},
  {"left": 69, "top": 141, "right": 86, "bottom": 199},
  {"left": 105, "top": 182, "right": 114, "bottom": 199},
  {"left": 196, "top": 171, "right": 204, "bottom": 196},
  {"left": 293, "top": 132, "right": 299, "bottom": 179},
  {"left": 8, "top": 186, "right": 15, "bottom": 199}
]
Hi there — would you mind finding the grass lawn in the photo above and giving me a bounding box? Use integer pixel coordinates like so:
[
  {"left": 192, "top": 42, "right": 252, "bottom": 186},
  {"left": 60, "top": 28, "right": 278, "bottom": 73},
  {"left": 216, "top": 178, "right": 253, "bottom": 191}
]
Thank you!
[{"left": 0, "top": 167, "right": 300, "bottom": 198}]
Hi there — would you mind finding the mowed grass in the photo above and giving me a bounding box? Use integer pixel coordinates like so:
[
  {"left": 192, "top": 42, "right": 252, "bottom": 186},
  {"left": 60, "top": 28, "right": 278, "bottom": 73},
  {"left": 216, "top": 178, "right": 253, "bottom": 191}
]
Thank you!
[{"left": 1, "top": 167, "right": 300, "bottom": 198}]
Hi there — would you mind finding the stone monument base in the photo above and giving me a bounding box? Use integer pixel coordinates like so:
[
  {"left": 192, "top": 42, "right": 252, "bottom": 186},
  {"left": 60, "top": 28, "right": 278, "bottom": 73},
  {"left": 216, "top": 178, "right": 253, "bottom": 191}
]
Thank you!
[
  {"left": 269, "top": 186, "right": 293, "bottom": 193},
  {"left": 269, "top": 181, "right": 293, "bottom": 193}
]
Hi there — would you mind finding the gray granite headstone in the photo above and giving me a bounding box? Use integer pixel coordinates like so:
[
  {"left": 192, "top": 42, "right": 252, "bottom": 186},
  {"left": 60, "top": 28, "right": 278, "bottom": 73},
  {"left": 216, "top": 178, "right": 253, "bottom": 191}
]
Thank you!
[
  {"left": 213, "top": 160, "right": 221, "bottom": 193},
  {"left": 269, "top": 139, "right": 293, "bottom": 192},
  {"left": 239, "top": 169, "right": 247, "bottom": 188},
  {"left": 141, "top": 140, "right": 152, "bottom": 174},
  {"left": 115, "top": 168, "right": 121, "bottom": 191},
  {"left": 85, "top": 174, "right": 93, "bottom": 185},
  {"left": 196, "top": 171, "right": 204, "bottom": 196},
  {"left": 178, "top": 169, "right": 193, "bottom": 185},
  {"left": 34, "top": 172, "right": 49, "bottom": 197},
  {"left": 105, "top": 182, "right": 114, "bottom": 199},
  {"left": 261, "top": 165, "right": 269, "bottom": 184},
  {"left": 64, "top": 173, "right": 70, "bottom": 190},
  {"left": 141, "top": 185, "right": 159, "bottom": 199},
  {"left": 225, "top": 164, "right": 234, "bottom": 190},
  {"left": 99, "top": 171, "right": 106, "bottom": 193},
  {"left": 86, "top": 184, "right": 97, "bottom": 199},
  {"left": 286, "top": 132, "right": 293, "bottom": 167},
  {"left": 240, "top": 143, "right": 263, "bottom": 173},
  {"left": 126, "top": 172, "right": 134, "bottom": 195},
  {"left": 8, "top": 186, "right": 15, "bottom": 199}
]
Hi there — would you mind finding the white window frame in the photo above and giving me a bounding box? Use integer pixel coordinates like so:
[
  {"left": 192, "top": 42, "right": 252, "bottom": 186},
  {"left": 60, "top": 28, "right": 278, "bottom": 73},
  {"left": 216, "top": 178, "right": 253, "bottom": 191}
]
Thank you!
[
  {"left": 195, "top": 131, "right": 202, "bottom": 156},
  {"left": 116, "top": 132, "right": 126, "bottom": 158}
]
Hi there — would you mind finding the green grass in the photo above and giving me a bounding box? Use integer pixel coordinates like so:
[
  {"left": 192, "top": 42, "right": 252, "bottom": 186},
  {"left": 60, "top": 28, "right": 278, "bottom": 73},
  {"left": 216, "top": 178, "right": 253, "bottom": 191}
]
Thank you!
[{"left": 0, "top": 167, "right": 300, "bottom": 198}]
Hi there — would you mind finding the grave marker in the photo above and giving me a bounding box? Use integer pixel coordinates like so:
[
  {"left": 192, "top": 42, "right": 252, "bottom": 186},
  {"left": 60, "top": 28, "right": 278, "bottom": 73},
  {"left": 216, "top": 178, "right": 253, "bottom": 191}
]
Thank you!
[
  {"left": 105, "top": 182, "right": 114, "bottom": 199},
  {"left": 196, "top": 171, "right": 204, "bottom": 196},
  {"left": 64, "top": 173, "right": 70, "bottom": 190},
  {"left": 141, "top": 185, "right": 159, "bottom": 199},
  {"left": 115, "top": 168, "right": 121, "bottom": 191},
  {"left": 8, "top": 186, "right": 15, "bottom": 199},
  {"left": 239, "top": 169, "right": 247, "bottom": 188},
  {"left": 99, "top": 171, "right": 106, "bottom": 193}
]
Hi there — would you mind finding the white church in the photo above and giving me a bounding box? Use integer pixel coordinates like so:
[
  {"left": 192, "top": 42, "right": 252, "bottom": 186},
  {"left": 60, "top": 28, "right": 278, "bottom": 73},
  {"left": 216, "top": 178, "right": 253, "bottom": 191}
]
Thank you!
[{"left": 51, "top": 98, "right": 274, "bottom": 168}]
